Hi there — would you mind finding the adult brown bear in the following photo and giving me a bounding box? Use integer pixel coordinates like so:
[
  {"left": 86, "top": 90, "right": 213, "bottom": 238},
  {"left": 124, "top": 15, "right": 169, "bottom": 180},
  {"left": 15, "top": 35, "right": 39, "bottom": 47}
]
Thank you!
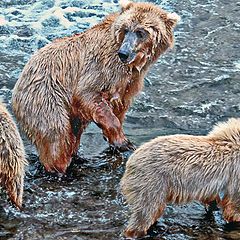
[{"left": 12, "top": 0, "right": 180, "bottom": 173}]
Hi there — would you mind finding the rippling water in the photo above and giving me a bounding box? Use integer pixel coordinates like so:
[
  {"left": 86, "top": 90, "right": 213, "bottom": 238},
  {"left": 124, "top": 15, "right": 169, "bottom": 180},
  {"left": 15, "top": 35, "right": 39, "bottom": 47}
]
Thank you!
[{"left": 0, "top": 0, "right": 240, "bottom": 239}]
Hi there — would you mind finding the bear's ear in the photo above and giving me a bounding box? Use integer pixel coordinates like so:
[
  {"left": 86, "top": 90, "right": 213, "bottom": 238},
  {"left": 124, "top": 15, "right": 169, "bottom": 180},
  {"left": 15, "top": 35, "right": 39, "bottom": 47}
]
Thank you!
[
  {"left": 119, "top": 0, "right": 133, "bottom": 11},
  {"left": 166, "top": 12, "right": 181, "bottom": 28}
]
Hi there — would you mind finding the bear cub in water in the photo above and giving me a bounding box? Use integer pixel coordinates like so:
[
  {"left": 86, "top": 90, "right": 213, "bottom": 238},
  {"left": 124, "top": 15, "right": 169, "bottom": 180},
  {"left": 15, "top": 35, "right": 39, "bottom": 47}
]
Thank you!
[{"left": 121, "top": 118, "right": 240, "bottom": 238}]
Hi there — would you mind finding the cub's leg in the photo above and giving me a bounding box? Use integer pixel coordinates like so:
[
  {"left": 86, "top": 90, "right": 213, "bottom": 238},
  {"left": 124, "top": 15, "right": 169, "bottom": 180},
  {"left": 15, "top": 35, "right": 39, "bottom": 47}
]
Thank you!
[
  {"left": 125, "top": 203, "right": 166, "bottom": 238},
  {"left": 121, "top": 172, "right": 167, "bottom": 238}
]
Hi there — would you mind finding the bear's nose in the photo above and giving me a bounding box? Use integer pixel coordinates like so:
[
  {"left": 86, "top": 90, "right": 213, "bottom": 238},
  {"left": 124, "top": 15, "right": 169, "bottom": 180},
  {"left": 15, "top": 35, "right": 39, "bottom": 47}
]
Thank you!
[{"left": 118, "top": 51, "right": 129, "bottom": 63}]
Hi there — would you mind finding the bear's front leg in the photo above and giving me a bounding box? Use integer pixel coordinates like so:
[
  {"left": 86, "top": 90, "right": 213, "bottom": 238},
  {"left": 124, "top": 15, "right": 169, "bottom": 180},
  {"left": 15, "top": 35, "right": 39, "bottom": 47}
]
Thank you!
[
  {"left": 92, "top": 99, "right": 134, "bottom": 151},
  {"left": 221, "top": 196, "right": 240, "bottom": 222}
]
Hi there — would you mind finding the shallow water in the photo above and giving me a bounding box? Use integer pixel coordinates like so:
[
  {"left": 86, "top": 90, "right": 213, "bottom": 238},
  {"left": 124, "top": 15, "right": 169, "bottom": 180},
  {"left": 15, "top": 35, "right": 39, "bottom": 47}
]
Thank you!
[{"left": 0, "top": 0, "right": 240, "bottom": 239}]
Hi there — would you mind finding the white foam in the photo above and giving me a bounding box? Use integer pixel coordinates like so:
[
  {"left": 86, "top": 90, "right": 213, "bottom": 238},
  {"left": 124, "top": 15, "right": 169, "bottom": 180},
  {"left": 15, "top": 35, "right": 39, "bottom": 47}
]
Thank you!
[
  {"left": 0, "top": 15, "right": 7, "bottom": 26},
  {"left": 63, "top": 7, "right": 80, "bottom": 13},
  {"left": 234, "top": 60, "right": 240, "bottom": 71},
  {"left": 4, "top": 1, "right": 78, "bottom": 30},
  {"left": 53, "top": 7, "right": 74, "bottom": 28}
]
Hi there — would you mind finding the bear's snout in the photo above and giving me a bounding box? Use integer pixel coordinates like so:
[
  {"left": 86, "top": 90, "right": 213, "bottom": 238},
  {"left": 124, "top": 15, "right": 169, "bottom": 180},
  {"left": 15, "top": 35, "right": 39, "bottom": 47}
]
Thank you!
[
  {"left": 118, "top": 31, "right": 137, "bottom": 64},
  {"left": 118, "top": 50, "right": 130, "bottom": 63}
]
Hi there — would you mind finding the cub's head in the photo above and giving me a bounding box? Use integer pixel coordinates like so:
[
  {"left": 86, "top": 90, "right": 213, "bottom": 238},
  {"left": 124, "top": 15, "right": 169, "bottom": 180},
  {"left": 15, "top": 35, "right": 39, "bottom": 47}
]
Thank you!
[{"left": 113, "top": 0, "right": 180, "bottom": 69}]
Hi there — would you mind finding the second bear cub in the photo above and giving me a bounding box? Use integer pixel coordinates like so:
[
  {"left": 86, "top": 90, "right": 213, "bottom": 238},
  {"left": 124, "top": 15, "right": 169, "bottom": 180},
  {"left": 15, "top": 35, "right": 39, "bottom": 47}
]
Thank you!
[{"left": 121, "top": 118, "right": 240, "bottom": 238}]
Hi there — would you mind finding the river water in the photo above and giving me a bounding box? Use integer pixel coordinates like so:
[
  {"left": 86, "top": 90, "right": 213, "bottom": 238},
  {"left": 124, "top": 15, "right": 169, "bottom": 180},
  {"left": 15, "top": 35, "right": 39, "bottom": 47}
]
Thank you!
[{"left": 0, "top": 0, "right": 240, "bottom": 239}]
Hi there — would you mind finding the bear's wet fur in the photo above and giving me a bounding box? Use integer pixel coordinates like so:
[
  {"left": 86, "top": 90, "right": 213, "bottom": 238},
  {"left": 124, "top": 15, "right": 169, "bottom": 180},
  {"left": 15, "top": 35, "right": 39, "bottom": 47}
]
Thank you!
[
  {"left": 12, "top": 1, "right": 180, "bottom": 172},
  {"left": 0, "top": 101, "right": 27, "bottom": 209},
  {"left": 121, "top": 118, "right": 240, "bottom": 238}
]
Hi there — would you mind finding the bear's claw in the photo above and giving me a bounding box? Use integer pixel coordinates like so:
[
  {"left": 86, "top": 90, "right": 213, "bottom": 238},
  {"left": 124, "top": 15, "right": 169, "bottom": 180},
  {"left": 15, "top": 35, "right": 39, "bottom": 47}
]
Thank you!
[{"left": 111, "top": 139, "right": 136, "bottom": 152}]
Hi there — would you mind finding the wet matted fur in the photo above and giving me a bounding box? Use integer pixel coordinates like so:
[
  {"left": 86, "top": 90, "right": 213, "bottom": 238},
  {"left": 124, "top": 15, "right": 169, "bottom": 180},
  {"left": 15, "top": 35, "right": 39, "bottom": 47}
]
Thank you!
[
  {"left": 121, "top": 118, "right": 240, "bottom": 238},
  {"left": 12, "top": 0, "right": 180, "bottom": 173},
  {"left": 0, "top": 101, "right": 27, "bottom": 209}
]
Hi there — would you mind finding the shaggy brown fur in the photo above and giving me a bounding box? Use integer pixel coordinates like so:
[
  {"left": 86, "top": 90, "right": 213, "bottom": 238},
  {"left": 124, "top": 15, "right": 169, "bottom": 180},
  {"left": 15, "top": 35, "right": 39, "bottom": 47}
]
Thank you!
[
  {"left": 121, "top": 118, "right": 240, "bottom": 238},
  {"left": 0, "top": 101, "right": 27, "bottom": 209},
  {"left": 12, "top": 1, "right": 180, "bottom": 173}
]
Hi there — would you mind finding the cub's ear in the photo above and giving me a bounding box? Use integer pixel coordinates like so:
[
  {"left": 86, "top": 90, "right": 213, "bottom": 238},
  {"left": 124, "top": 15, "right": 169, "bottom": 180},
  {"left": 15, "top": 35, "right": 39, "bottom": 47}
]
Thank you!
[
  {"left": 166, "top": 12, "right": 181, "bottom": 28},
  {"left": 119, "top": 0, "right": 133, "bottom": 11}
]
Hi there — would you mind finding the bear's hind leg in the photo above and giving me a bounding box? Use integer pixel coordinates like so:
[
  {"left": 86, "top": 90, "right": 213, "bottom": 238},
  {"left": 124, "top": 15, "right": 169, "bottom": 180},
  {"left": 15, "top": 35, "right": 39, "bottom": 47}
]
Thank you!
[
  {"left": 35, "top": 131, "right": 74, "bottom": 173},
  {"left": 125, "top": 203, "right": 166, "bottom": 238},
  {"left": 222, "top": 196, "right": 240, "bottom": 222},
  {"left": 35, "top": 115, "right": 83, "bottom": 173}
]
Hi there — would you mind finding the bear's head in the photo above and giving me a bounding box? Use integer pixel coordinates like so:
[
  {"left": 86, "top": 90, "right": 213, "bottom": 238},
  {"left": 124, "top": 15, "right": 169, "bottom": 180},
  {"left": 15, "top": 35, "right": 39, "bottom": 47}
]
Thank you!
[{"left": 113, "top": 0, "right": 180, "bottom": 70}]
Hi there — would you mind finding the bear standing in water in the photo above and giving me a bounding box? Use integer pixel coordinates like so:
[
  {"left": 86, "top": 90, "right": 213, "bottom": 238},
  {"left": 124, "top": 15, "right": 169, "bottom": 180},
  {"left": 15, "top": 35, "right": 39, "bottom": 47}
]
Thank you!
[
  {"left": 0, "top": 101, "right": 27, "bottom": 209},
  {"left": 121, "top": 118, "right": 240, "bottom": 238},
  {"left": 12, "top": 0, "right": 180, "bottom": 173}
]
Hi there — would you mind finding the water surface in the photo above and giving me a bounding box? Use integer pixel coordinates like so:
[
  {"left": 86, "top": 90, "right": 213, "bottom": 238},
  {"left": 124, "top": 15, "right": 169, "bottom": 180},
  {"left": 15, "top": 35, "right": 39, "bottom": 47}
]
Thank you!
[{"left": 0, "top": 0, "right": 240, "bottom": 239}]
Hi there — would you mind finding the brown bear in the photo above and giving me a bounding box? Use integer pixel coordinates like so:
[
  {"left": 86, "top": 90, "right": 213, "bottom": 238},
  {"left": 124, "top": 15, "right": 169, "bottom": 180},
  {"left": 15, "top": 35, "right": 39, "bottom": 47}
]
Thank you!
[
  {"left": 0, "top": 101, "right": 27, "bottom": 209},
  {"left": 121, "top": 118, "right": 240, "bottom": 238},
  {"left": 12, "top": 0, "right": 180, "bottom": 173}
]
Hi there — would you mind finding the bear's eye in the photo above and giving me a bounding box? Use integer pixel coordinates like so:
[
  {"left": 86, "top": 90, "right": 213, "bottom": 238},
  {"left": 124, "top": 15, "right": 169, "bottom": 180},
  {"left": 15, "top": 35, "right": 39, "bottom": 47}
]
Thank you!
[{"left": 135, "top": 29, "right": 147, "bottom": 39}]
